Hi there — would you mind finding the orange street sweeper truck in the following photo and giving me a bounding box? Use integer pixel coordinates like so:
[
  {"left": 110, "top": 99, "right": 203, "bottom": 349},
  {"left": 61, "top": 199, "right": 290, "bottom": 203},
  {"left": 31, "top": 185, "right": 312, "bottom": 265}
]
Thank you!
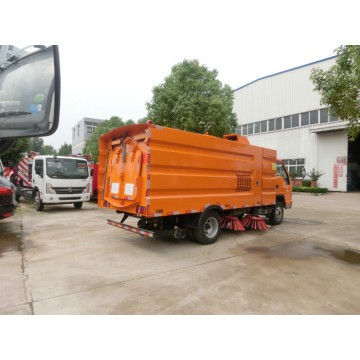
[{"left": 98, "top": 123, "right": 292, "bottom": 244}]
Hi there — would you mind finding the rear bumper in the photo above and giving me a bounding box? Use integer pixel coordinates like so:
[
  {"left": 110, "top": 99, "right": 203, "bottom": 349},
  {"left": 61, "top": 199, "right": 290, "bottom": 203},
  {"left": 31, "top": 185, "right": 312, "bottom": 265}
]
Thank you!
[
  {"left": 107, "top": 219, "right": 154, "bottom": 237},
  {"left": 0, "top": 204, "right": 16, "bottom": 219}
]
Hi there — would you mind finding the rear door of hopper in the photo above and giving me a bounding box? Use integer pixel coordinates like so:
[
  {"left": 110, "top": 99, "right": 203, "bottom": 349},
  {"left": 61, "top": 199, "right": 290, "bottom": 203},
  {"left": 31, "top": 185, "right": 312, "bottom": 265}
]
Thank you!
[{"left": 107, "top": 140, "right": 143, "bottom": 203}]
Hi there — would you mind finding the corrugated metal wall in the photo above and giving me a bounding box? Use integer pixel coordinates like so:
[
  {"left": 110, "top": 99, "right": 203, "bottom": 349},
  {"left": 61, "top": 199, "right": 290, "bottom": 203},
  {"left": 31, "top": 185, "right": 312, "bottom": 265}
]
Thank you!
[
  {"left": 233, "top": 57, "right": 349, "bottom": 191},
  {"left": 234, "top": 57, "right": 337, "bottom": 124}
]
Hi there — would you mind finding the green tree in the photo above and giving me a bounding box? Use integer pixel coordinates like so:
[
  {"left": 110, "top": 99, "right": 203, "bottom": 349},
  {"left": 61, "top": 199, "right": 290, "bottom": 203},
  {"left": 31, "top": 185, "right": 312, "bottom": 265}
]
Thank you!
[
  {"left": 137, "top": 116, "right": 148, "bottom": 124},
  {"left": 310, "top": 45, "right": 360, "bottom": 140},
  {"left": 40, "top": 145, "right": 57, "bottom": 156},
  {"left": 83, "top": 116, "right": 131, "bottom": 162},
  {"left": 146, "top": 59, "right": 237, "bottom": 137},
  {"left": 1, "top": 138, "right": 31, "bottom": 165},
  {"left": 27, "top": 137, "right": 44, "bottom": 153},
  {"left": 58, "top": 142, "right": 72, "bottom": 156}
]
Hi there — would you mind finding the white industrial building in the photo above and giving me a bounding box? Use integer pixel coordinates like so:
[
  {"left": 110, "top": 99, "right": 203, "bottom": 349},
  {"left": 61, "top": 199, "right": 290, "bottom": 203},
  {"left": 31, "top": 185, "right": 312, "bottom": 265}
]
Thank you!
[
  {"left": 233, "top": 56, "right": 360, "bottom": 192},
  {"left": 72, "top": 117, "right": 105, "bottom": 154}
]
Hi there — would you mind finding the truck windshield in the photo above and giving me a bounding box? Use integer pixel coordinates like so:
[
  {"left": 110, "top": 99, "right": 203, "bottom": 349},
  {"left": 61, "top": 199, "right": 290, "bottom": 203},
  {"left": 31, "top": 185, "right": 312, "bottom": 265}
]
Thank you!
[{"left": 46, "top": 158, "right": 88, "bottom": 179}]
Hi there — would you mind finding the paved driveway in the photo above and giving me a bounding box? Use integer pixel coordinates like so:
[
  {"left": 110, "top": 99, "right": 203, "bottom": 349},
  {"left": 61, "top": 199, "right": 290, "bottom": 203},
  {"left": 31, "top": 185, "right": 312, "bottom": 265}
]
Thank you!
[{"left": 0, "top": 192, "right": 359, "bottom": 314}]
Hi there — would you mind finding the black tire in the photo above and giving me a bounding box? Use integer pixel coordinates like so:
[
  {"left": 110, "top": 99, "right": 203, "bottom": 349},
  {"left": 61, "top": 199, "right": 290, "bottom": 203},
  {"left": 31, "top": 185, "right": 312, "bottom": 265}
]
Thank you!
[
  {"left": 15, "top": 190, "right": 20, "bottom": 202},
  {"left": 34, "top": 190, "right": 44, "bottom": 211},
  {"left": 74, "top": 202, "right": 83, "bottom": 209},
  {"left": 194, "top": 210, "right": 222, "bottom": 245},
  {"left": 269, "top": 200, "right": 284, "bottom": 225}
]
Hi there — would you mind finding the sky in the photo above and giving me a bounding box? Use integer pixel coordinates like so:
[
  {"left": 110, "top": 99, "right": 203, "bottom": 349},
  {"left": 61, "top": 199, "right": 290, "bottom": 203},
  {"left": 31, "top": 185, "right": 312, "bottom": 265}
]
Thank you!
[{"left": 5, "top": 0, "right": 359, "bottom": 150}]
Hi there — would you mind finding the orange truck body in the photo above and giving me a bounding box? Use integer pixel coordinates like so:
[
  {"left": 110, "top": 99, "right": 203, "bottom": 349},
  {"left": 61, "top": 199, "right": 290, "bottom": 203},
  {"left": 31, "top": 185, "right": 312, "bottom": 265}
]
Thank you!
[{"left": 98, "top": 123, "right": 292, "bottom": 243}]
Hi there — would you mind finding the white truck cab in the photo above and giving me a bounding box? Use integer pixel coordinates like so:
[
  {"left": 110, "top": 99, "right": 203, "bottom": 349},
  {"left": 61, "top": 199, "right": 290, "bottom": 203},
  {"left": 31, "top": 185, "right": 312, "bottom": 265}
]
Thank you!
[{"left": 32, "top": 155, "right": 91, "bottom": 211}]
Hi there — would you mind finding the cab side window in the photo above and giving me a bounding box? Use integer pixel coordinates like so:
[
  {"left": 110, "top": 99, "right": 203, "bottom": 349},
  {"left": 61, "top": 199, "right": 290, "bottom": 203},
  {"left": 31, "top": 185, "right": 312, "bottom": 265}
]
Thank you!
[
  {"left": 35, "top": 159, "right": 43, "bottom": 178},
  {"left": 276, "top": 162, "right": 290, "bottom": 185}
]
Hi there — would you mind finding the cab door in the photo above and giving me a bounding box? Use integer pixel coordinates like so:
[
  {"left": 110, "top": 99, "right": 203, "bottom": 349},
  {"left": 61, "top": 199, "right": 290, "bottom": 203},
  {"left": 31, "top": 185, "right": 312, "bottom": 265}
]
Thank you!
[
  {"left": 275, "top": 160, "right": 292, "bottom": 206},
  {"left": 33, "top": 158, "right": 44, "bottom": 193}
]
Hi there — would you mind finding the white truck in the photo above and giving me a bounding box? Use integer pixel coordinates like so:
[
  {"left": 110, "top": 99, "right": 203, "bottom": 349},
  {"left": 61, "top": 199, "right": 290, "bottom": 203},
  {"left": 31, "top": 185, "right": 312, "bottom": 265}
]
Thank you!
[{"left": 32, "top": 155, "right": 92, "bottom": 211}]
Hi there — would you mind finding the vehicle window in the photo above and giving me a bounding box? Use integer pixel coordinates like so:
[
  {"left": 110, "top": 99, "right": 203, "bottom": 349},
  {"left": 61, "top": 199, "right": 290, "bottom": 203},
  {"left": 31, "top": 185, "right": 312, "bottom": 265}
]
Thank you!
[
  {"left": 46, "top": 158, "right": 88, "bottom": 179},
  {"left": 276, "top": 162, "right": 289, "bottom": 185},
  {"left": 34, "top": 159, "right": 43, "bottom": 177}
]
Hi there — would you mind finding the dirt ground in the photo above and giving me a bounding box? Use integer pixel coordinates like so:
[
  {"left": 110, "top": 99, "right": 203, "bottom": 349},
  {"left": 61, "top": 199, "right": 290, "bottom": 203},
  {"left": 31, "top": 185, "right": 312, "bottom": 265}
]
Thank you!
[{"left": 0, "top": 192, "right": 359, "bottom": 314}]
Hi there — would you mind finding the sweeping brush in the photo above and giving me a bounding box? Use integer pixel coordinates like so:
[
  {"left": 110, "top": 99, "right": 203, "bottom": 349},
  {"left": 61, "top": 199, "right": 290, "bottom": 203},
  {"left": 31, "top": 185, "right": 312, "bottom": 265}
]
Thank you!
[{"left": 240, "top": 215, "right": 269, "bottom": 230}]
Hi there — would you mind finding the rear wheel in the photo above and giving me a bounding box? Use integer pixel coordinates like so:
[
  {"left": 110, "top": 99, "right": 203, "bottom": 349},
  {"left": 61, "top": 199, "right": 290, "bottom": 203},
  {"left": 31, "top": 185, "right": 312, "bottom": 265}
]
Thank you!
[
  {"left": 269, "top": 201, "right": 283, "bottom": 225},
  {"left": 194, "top": 210, "right": 222, "bottom": 245},
  {"left": 74, "top": 202, "right": 83, "bottom": 209},
  {"left": 34, "top": 190, "right": 44, "bottom": 211}
]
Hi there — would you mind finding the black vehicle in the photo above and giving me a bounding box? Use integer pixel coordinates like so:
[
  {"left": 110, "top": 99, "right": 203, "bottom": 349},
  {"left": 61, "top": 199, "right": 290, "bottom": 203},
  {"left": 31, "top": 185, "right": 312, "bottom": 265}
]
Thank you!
[{"left": 0, "top": 176, "right": 17, "bottom": 220}]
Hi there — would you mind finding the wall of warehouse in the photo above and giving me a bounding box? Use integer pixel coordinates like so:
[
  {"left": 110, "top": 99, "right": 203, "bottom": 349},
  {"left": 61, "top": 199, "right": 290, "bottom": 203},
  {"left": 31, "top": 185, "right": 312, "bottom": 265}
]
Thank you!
[
  {"left": 233, "top": 56, "right": 351, "bottom": 192},
  {"left": 233, "top": 57, "right": 337, "bottom": 124},
  {"left": 248, "top": 126, "right": 348, "bottom": 191}
]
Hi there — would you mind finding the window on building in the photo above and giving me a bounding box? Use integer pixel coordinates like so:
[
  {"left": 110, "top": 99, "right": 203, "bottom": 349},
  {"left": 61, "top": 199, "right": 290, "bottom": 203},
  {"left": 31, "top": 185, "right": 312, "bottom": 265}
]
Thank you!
[
  {"left": 320, "top": 108, "right": 329, "bottom": 123},
  {"left": 268, "top": 119, "right": 275, "bottom": 131},
  {"left": 248, "top": 123, "right": 254, "bottom": 135},
  {"left": 72, "top": 128, "right": 75, "bottom": 139},
  {"left": 275, "top": 117, "right": 282, "bottom": 130},
  {"left": 330, "top": 113, "right": 339, "bottom": 122},
  {"left": 8, "top": 45, "right": 13, "bottom": 51},
  {"left": 284, "top": 116, "right": 291, "bottom": 129},
  {"left": 292, "top": 114, "right": 299, "bottom": 127},
  {"left": 242, "top": 125, "right": 247, "bottom": 136},
  {"left": 86, "top": 125, "right": 93, "bottom": 134},
  {"left": 255, "top": 122, "right": 260, "bottom": 134},
  {"left": 301, "top": 112, "right": 309, "bottom": 126},
  {"left": 310, "top": 110, "right": 318, "bottom": 124},
  {"left": 261, "top": 121, "right": 267, "bottom": 133},
  {"left": 236, "top": 125, "right": 242, "bottom": 135},
  {"left": 77, "top": 124, "right": 80, "bottom": 136},
  {"left": 283, "top": 158, "right": 305, "bottom": 177}
]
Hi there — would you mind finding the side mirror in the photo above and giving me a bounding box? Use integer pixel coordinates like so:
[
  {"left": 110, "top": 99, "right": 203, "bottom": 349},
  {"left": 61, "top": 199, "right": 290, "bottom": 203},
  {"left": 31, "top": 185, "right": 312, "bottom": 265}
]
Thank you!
[
  {"left": 0, "top": 45, "right": 60, "bottom": 140},
  {"left": 90, "top": 168, "right": 94, "bottom": 177}
]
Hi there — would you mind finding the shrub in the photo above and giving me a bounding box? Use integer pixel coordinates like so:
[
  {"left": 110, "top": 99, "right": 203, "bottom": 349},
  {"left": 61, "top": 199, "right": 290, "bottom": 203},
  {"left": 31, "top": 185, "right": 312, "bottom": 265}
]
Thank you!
[
  {"left": 302, "top": 180, "right": 311, "bottom": 187},
  {"left": 307, "top": 168, "right": 325, "bottom": 182},
  {"left": 292, "top": 187, "right": 328, "bottom": 193}
]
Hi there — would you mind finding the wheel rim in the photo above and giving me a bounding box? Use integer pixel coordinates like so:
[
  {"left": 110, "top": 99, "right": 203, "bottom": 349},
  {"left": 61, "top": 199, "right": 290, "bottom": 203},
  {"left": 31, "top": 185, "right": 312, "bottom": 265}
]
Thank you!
[
  {"left": 204, "top": 217, "right": 218, "bottom": 238},
  {"left": 275, "top": 206, "right": 283, "bottom": 221}
]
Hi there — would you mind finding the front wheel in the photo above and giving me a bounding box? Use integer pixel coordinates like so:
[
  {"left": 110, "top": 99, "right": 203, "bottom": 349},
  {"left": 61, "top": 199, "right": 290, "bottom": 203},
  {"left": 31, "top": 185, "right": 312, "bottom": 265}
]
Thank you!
[
  {"left": 34, "top": 190, "right": 44, "bottom": 211},
  {"left": 74, "top": 202, "right": 83, "bottom": 209},
  {"left": 194, "top": 210, "right": 222, "bottom": 245},
  {"left": 269, "top": 201, "right": 283, "bottom": 225}
]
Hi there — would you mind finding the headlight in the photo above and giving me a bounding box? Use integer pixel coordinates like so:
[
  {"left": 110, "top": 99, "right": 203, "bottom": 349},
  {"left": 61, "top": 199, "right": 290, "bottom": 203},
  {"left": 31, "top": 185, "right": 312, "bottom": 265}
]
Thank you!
[
  {"left": 46, "top": 183, "right": 56, "bottom": 194},
  {"left": 83, "top": 184, "right": 90, "bottom": 193}
]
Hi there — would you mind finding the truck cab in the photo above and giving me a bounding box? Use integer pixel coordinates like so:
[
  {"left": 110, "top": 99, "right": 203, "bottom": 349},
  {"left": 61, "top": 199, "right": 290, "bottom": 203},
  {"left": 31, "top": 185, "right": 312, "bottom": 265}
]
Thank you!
[{"left": 32, "top": 155, "right": 91, "bottom": 211}]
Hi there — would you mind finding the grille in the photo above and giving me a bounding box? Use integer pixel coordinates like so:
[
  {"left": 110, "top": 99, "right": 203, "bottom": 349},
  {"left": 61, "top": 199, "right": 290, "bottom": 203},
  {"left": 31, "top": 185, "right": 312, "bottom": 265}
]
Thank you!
[
  {"left": 59, "top": 197, "right": 81, "bottom": 201},
  {"left": 53, "top": 187, "right": 85, "bottom": 194},
  {"left": 236, "top": 175, "right": 251, "bottom": 192}
]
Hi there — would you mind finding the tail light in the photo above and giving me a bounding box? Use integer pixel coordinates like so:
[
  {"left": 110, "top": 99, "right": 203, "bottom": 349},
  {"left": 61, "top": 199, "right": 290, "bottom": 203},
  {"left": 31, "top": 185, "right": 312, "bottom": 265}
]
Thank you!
[
  {"left": 136, "top": 206, "right": 146, "bottom": 215},
  {"left": 0, "top": 186, "right": 14, "bottom": 195}
]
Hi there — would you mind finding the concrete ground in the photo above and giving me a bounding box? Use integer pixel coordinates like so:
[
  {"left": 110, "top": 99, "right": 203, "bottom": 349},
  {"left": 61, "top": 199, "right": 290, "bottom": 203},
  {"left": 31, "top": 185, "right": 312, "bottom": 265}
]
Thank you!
[{"left": 0, "top": 192, "right": 359, "bottom": 315}]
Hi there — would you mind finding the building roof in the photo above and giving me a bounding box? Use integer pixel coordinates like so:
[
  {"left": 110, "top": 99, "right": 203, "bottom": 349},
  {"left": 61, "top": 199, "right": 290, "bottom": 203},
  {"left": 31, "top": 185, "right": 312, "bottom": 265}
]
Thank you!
[{"left": 234, "top": 55, "right": 337, "bottom": 92}]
